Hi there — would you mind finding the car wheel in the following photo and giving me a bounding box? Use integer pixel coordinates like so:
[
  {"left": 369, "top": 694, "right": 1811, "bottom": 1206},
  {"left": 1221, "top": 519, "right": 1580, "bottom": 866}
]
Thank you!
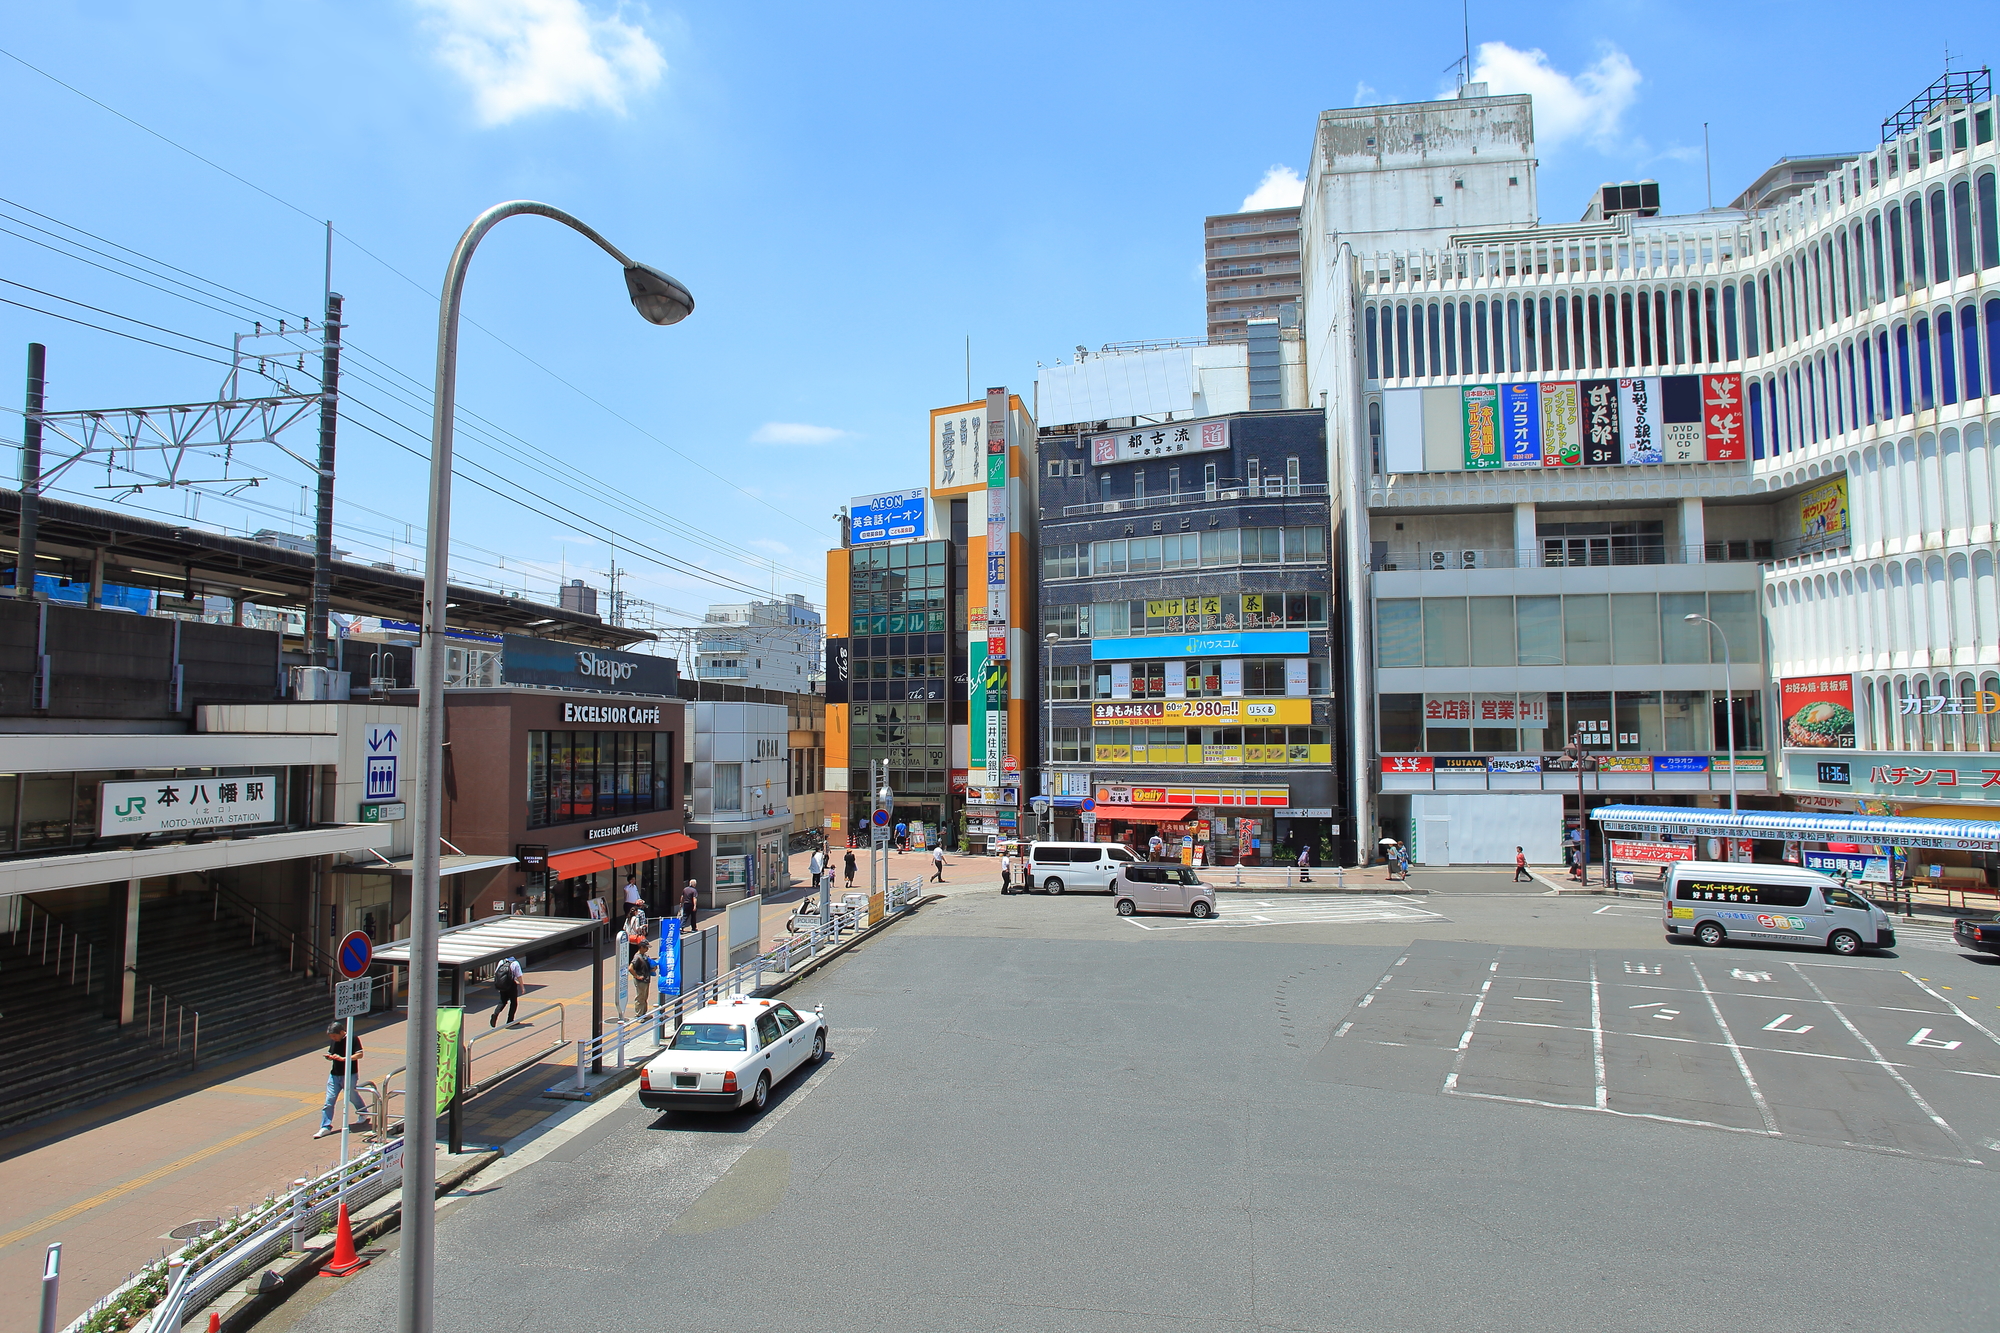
[
  {"left": 1828, "top": 929, "right": 1862, "bottom": 956},
  {"left": 1115, "top": 898, "right": 1136, "bottom": 916},
  {"left": 1044, "top": 877, "right": 1064, "bottom": 895},
  {"left": 810, "top": 1030, "right": 826, "bottom": 1063},
  {"left": 1190, "top": 900, "right": 1213, "bottom": 919},
  {"left": 750, "top": 1071, "right": 770, "bottom": 1111},
  {"left": 1694, "top": 921, "right": 1726, "bottom": 947}
]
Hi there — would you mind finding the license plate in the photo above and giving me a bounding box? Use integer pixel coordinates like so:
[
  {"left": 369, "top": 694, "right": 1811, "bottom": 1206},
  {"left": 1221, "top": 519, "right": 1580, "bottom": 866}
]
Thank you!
[{"left": 673, "top": 1074, "right": 698, "bottom": 1089}]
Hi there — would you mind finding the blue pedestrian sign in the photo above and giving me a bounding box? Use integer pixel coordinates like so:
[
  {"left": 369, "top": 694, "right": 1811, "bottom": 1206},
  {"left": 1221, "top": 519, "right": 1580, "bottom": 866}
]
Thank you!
[
  {"left": 337, "top": 930, "right": 373, "bottom": 979},
  {"left": 872, "top": 808, "right": 890, "bottom": 827}
]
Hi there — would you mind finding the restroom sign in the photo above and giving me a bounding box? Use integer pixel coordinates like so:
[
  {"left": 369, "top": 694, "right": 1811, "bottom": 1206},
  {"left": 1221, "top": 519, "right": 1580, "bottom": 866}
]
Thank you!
[{"left": 365, "top": 725, "right": 400, "bottom": 801}]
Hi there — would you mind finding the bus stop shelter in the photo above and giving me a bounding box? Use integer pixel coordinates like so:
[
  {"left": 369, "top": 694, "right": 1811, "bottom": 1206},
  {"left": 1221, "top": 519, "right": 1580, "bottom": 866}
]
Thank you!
[{"left": 373, "top": 914, "right": 607, "bottom": 1151}]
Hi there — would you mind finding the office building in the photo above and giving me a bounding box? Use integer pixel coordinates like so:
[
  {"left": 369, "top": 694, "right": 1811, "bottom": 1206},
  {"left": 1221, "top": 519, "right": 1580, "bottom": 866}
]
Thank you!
[{"left": 692, "top": 594, "right": 824, "bottom": 692}]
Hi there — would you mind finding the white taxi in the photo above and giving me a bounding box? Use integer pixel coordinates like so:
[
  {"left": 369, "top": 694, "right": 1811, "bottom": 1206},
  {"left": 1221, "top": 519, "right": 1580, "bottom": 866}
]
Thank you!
[{"left": 638, "top": 996, "right": 826, "bottom": 1113}]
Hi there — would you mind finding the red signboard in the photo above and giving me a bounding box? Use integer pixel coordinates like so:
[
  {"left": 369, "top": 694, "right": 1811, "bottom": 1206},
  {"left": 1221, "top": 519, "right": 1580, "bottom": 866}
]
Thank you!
[
  {"left": 1380, "top": 756, "right": 1434, "bottom": 774},
  {"left": 1780, "top": 674, "right": 1856, "bottom": 748},
  {"left": 1609, "top": 840, "right": 1695, "bottom": 865},
  {"left": 1702, "top": 374, "right": 1744, "bottom": 461}
]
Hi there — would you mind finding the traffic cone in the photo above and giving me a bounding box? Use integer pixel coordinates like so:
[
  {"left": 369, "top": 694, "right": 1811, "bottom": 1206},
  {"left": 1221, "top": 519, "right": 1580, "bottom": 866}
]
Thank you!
[
  {"left": 322, "top": 1202, "right": 368, "bottom": 1277},
  {"left": 208, "top": 1315, "right": 221, "bottom": 1332}
]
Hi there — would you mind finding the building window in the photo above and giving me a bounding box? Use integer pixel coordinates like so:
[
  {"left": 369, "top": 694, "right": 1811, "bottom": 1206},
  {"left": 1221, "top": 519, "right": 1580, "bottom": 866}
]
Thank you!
[
  {"left": 526, "top": 731, "right": 672, "bottom": 829},
  {"left": 714, "top": 763, "right": 742, "bottom": 812}
]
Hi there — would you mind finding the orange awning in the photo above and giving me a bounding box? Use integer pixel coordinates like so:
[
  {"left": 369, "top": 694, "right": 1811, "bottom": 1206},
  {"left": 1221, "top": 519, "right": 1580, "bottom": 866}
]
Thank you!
[{"left": 547, "top": 831, "right": 697, "bottom": 879}]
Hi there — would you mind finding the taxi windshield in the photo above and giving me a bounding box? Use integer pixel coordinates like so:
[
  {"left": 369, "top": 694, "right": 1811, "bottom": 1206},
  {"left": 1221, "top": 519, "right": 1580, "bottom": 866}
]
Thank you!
[{"left": 671, "top": 1023, "right": 747, "bottom": 1052}]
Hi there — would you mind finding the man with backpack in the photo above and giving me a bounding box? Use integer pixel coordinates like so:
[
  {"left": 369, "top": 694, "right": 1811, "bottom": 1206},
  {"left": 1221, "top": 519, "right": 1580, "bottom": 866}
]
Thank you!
[{"left": 490, "top": 955, "right": 523, "bottom": 1028}]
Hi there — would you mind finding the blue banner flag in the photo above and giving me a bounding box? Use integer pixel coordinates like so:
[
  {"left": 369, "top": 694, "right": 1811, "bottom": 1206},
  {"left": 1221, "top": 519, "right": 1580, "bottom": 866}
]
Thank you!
[{"left": 657, "top": 918, "right": 682, "bottom": 997}]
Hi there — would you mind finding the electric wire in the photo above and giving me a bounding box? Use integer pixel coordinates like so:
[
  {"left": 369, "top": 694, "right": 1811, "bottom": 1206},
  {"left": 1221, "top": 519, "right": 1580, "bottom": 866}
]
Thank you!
[{"left": 0, "top": 44, "right": 827, "bottom": 539}]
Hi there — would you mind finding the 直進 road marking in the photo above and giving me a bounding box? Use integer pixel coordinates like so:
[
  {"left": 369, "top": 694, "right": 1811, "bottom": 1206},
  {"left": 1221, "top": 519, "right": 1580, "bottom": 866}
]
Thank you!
[
  {"left": 1763, "top": 1014, "right": 1815, "bottom": 1034},
  {"left": 1909, "top": 1028, "right": 1963, "bottom": 1051}
]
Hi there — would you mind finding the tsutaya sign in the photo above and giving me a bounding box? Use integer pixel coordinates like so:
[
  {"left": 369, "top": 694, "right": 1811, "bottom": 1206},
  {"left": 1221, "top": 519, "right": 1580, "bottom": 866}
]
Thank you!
[{"left": 100, "top": 776, "right": 277, "bottom": 836}]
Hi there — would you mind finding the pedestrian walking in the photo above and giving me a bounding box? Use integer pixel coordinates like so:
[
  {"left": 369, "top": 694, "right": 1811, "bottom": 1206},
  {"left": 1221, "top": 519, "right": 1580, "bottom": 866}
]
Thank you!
[
  {"left": 808, "top": 847, "right": 826, "bottom": 890},
  {"left": 931, "top": 844, "right": 947, "bottom": 883},
  {"left": 627, "top": 947, "right": 656, "bottom": 1017},
  {"left": 843, "top": 849, "right": 857, "bottom": 888},
  {"left": 999, "top": 850, "right": 1015, "bottom": 894},
  {"left": 622, "top": 875, "right": 643, "bottom": 917},
  {"left": 316, "top": 1020, "right": 368, "bottom": 1139},
  {"left": 1514, "top": 846, "right": 1532, "bottom": 882},
  {"left": 489, "top": 955, "right": 523, "bottom": 1027},
  {"left": 683, "top": 880, "right": 699, "bottom": 928},
  {"left": 1147, "top": 832, "right": 1165, "bottom": 862},
  {"left": 1296, "top": 845, "right": 1312, "bottom": 883},
  {"left": 895, "top": 820, "right": 909, "bottom": 852}
]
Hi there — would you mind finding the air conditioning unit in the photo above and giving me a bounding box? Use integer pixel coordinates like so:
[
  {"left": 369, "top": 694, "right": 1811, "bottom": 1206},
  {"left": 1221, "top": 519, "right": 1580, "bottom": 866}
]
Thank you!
[
  {"left": 1429, "top": 550, "right": 1483, "bottom": 570},
  {"left": 1459, "top": 549, "right": 1482, "bottom": 569}
]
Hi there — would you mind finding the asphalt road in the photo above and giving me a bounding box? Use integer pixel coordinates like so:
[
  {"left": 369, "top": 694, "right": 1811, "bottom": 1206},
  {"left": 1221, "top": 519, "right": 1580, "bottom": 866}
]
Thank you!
[{"left": 276, "top": 884, "right": 2000, "bottom": 1333}]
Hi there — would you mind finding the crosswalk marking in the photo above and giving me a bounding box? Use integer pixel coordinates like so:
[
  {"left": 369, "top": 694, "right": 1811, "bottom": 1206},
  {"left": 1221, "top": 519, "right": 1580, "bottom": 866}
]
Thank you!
[{"left": 1123, "top": 895, "right": 1447, "bottom": 931}]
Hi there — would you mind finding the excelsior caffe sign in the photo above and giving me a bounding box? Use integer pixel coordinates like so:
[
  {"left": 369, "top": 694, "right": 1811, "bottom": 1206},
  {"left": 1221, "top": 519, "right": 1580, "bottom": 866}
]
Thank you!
[{"left": 502, "top": 635, "right": 679, "bottom": 696}]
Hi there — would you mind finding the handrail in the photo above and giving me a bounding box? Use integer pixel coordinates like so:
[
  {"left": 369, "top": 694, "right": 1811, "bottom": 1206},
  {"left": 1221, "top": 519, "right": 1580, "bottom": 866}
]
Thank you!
[
  {"left": 14, "top": 896, "right": 201, "bottom": 1067},
  {"left": 369, "top": 999, "right": 566, "bottom": 1135},
  {"left": 206, "top": 878, "right": 340, "bottom": 981}
]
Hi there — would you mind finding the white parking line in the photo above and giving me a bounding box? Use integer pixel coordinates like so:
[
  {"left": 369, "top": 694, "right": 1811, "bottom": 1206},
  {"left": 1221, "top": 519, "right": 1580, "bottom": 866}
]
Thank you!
[{"left": 1124, "top": 896, "right": 1447, "bottom": 931}]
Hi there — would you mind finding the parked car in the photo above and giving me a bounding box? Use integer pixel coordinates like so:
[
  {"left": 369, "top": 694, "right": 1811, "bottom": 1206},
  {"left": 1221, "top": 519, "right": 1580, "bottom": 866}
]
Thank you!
[
  {"left": 1112, "top": 864, "right": 1217, "bottom": 919},
  {"left": 638, "top": 997, "right": 826, "bottom": 1113},
  {"left": 1661, "top": 862, "right": 1895, "bottom": 955},
  {"left": 1954, "top": 917, "right": 2000, "bottom": 955},
  {"left": 1027, "top": 840, "right": 1139, "bottom": 894}
]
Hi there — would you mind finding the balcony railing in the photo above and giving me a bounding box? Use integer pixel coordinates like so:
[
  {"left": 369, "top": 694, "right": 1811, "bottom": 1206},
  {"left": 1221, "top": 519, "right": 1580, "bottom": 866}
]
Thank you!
[
  {"left": 1371, "top": 542, "right": 1774, "bottom": 571},
  {"left": 1061, "top": 481, "right": 1328, "bottom": 518}
]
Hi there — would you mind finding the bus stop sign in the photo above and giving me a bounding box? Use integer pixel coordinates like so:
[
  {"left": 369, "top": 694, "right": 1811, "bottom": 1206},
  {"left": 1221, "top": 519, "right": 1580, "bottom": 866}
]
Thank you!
[{"left": 337, "top": 930, "right": 373, "bottom": 979}]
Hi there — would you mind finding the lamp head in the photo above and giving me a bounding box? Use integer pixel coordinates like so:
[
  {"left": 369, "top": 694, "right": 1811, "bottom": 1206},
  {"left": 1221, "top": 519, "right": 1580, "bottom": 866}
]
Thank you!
[
  {"left": 1683, "top": 613, "right": 1701, "bottom": 622},
  {"left": 623, "top": 263, "right": 694, "bottom": 326}
]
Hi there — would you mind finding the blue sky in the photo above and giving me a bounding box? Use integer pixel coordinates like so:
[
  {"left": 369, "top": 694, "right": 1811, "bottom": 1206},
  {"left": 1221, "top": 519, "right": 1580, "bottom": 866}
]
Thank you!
[{"left": 0, "top": 2, "right": 1986, "bottom": 637}]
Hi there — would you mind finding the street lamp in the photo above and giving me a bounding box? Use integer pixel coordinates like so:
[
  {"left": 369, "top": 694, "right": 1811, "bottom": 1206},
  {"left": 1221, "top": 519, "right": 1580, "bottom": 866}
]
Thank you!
[
  {"left": 401, "top": 201, "right": 690, "bottom": 1333},
  {"left": 1684, "top": 613, "right": 1738, "bottom": 814},
  {"left": 1043, "top": 630, "right": 1059, "bottom": 841}
]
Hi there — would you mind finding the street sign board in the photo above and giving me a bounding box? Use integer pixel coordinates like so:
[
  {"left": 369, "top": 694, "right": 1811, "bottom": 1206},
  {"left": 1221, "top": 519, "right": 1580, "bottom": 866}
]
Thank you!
[
  {"left": 333, "top": 976, "right": 371, "bottom": 1020},
  {"left": 337, "top": 930, "right": 374, "bottom": 979},
  {"left": 364, "top": 725, "right": 400, "bottom": 801},
  {"left": 872, "top": 808, "right": 890, "bottom": 827},
  {"left": 1079, "top": 798, "right": 1096, "bottom": 813},
  {"left": 359, "top": 801, "right": 406, "bottom": 823}
]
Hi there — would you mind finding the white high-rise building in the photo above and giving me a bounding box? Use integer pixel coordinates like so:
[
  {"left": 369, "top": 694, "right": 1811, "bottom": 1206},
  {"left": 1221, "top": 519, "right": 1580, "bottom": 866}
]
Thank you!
[
  {"left": 1301, "top": 73, "right": 2000, "bottom": 868},
  {"left": 693, "top": 593, "right": 824, "bottom": 693}
]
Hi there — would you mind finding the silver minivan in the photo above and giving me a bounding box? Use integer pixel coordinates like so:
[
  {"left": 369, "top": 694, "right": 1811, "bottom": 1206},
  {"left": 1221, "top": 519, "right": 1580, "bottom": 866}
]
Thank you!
[
  {"left": 1112, "top": 864, "right": 1216, "bottom": 918},
  {"left": 1027, "top": 841, "right": 1139, "bottom": 893},
  {"left": 1662, "top": 862, "right": 1896, "bottom": 955}
]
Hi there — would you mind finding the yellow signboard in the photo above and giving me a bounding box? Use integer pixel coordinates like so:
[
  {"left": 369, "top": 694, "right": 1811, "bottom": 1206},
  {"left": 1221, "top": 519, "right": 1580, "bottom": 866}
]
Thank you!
[
  {"left": 1090, "top": 699, "right": 1314, "bottom": 727},
  {"left": 1242, "top": 594, "right": 1264, "bottom": 614},
  {"left": 1799, "top": 476, "right": 1849, "bottom": 553},
  {"left": 1146, "top": 598, "right": 1184, "bottom": 618}
]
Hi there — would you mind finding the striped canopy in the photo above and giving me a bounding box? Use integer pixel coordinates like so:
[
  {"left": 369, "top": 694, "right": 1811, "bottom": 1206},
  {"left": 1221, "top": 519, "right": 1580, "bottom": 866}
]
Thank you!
[{"left": 1589, "top": 804, "right": 2000, "bottom": 852}]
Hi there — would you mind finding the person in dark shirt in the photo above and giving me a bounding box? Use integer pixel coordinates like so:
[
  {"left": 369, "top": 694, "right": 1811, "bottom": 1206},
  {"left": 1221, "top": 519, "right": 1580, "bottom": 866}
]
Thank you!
[{"left": 317, "top": 1021, "right": 368, "bottom": 1139}]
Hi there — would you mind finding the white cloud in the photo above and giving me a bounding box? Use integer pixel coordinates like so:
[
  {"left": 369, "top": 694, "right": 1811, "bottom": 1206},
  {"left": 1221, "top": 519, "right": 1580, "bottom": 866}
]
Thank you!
[
  {"left": 1353, "top": 81, "right": 1382, "bottom": 107},
  {"left": 417, "top": 0, "right": 665, "bottom": 126},
  {"left": 749, "top": 422, "right": 852, "bottom": 445},
  {"left": 745, "top": 538, "right": 791, "bottom": 555},
  {"left": 1240, "top": 165, "right": 1305, "bottom": 212},
  {"left": 1470, "top": 40, "right": 1640, "bottom": 151}
]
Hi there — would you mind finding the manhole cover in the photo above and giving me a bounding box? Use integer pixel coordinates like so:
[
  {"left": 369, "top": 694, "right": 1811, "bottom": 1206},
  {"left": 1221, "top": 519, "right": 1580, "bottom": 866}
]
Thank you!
[{"left": 167, "top": 1220, "right": 218, "bottom": 1240}]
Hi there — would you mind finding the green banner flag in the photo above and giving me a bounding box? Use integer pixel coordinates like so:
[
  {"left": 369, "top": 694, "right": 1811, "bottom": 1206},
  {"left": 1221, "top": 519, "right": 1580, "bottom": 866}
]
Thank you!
[{"left": 435, "top": 1007, "right": 463, "bottom": 1116}]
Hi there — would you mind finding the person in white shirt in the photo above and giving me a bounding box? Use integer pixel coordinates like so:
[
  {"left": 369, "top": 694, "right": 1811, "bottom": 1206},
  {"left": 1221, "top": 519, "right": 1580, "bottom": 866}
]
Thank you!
[{"left": 999, "top": 851, "right": 1014, "bottom": 894}]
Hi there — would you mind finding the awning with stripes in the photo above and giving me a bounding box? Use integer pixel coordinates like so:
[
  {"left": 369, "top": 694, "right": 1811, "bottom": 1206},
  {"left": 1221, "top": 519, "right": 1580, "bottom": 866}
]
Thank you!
[{"left": 1588, "top": 804, "right": 2000, "bottom": 852}]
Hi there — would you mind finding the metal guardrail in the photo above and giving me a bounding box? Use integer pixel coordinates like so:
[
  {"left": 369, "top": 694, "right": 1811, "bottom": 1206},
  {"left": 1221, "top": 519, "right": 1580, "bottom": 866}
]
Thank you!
[
  {"left": 64, "top": 1137, "right": 405, "bottom": 1333},
  {"left": 370, "top": 999, "right": 566, "bottom": 1136}
]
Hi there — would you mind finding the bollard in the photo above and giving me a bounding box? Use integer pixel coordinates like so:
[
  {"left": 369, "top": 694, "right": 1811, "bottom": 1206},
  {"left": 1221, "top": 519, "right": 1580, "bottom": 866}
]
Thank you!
[
  {"left": 37, "top": 1243, "right": 59, "bottom": 1333},
  {"left": 615, "top": 1022, "right": 626, "bottom": 1070},
  {"left": 574, "top": 1040, "right": 588, "bottom": 1090},
  {"left": 288, "top": 1178, "right": 309, "bottom": 1251},
  {"left": 1335, "top": 865, "right": 1345, "bottom": 891}
]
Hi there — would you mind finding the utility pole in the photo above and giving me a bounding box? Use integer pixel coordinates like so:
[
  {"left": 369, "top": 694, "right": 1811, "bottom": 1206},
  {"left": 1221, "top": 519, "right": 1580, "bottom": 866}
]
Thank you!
[
  {"left": 311, "top": 293, "right": 343, "bottom": 666},
  {"left": 15, "top": 343, "right": 45, "bottom": 599}
]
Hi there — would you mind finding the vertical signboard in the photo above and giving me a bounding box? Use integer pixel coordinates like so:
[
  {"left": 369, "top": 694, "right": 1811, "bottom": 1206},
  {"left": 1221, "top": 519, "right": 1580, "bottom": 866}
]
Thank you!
[
  {"left": 1703, "top": 373, "right": 1745, "bottom": 461},
  {"left": 1462, "top": 385, "right": 1500, "bottom": 470},
  {"left": 1581, "top": 379, "right": 1621, "bottom": 467},
  {"left": 1500, "top": 383, "right": 1541, "bottom": 467},
  {"left": 1618, "top": 377, "right": 1662, "bottom": 464},
  {"left": 984, "top": 387, "right": 1010, "bottom": 780},
  {"left": 1539, "top": 381, "right": 1581, "bottom": 466},
  {"left": 1659, "top": 375, "right": 1704, "bottom": 463},
  {"left": 657, "top": 917, "right": 682, "bottom": 997}
]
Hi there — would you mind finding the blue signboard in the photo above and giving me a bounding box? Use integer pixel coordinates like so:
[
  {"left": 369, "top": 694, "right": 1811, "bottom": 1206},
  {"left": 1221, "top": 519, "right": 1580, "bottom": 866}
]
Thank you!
[
  {"left": 1501, "top": 383, "right": 1541, "bottom": 467},
  {"left": 1091, "top": 630, "right": 1310, "bottom": 661},
  {"left": 1651, "top": 756, "right": 1712, "bottom": 773},
  {"left": 1803, "top": 851, "right": 1890, "bottom": 882},
  {"left": 657, "top": 918, "right": 682, "bottom": 997},
  {"left": 849, "top": 488, "right": 928, "bottom": 544}
]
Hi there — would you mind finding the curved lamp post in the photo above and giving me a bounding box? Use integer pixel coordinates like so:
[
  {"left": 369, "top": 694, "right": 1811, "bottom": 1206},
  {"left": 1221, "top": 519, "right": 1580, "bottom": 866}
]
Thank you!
[
  {"left": 1685, "top": 613, "right": 1738, "bottom": 814},
  {"left": 401, "top": 202, "right": 690, "bottom": 1333}
]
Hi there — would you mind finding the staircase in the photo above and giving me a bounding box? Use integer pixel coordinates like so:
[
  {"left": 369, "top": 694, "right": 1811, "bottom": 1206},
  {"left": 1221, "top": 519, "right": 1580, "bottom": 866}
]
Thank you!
[{"left": 0, "top": 892, "right": 340, "bottom": 1133}]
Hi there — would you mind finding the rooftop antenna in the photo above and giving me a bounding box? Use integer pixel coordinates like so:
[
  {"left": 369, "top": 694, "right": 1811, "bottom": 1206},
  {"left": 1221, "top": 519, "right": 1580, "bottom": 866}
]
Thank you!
[
  {"left": 1703, "top": 122, "right": 1713, "bottom": 210},
  {"left": 1461, "top": 0, "right": 1471, "bottom": 90},
  {"left": 965, "top": 335, "right": 971, "bottom": 403}
]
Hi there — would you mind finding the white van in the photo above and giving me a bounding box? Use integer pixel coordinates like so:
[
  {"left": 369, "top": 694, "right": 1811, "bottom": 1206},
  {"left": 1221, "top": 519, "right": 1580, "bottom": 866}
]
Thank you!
[
  {"left": 1026, "top": 841, "right": 1140, "bottom": 894},
  {"left": 1662, "top": 862, "right": 1896, "bottom": 955}
]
